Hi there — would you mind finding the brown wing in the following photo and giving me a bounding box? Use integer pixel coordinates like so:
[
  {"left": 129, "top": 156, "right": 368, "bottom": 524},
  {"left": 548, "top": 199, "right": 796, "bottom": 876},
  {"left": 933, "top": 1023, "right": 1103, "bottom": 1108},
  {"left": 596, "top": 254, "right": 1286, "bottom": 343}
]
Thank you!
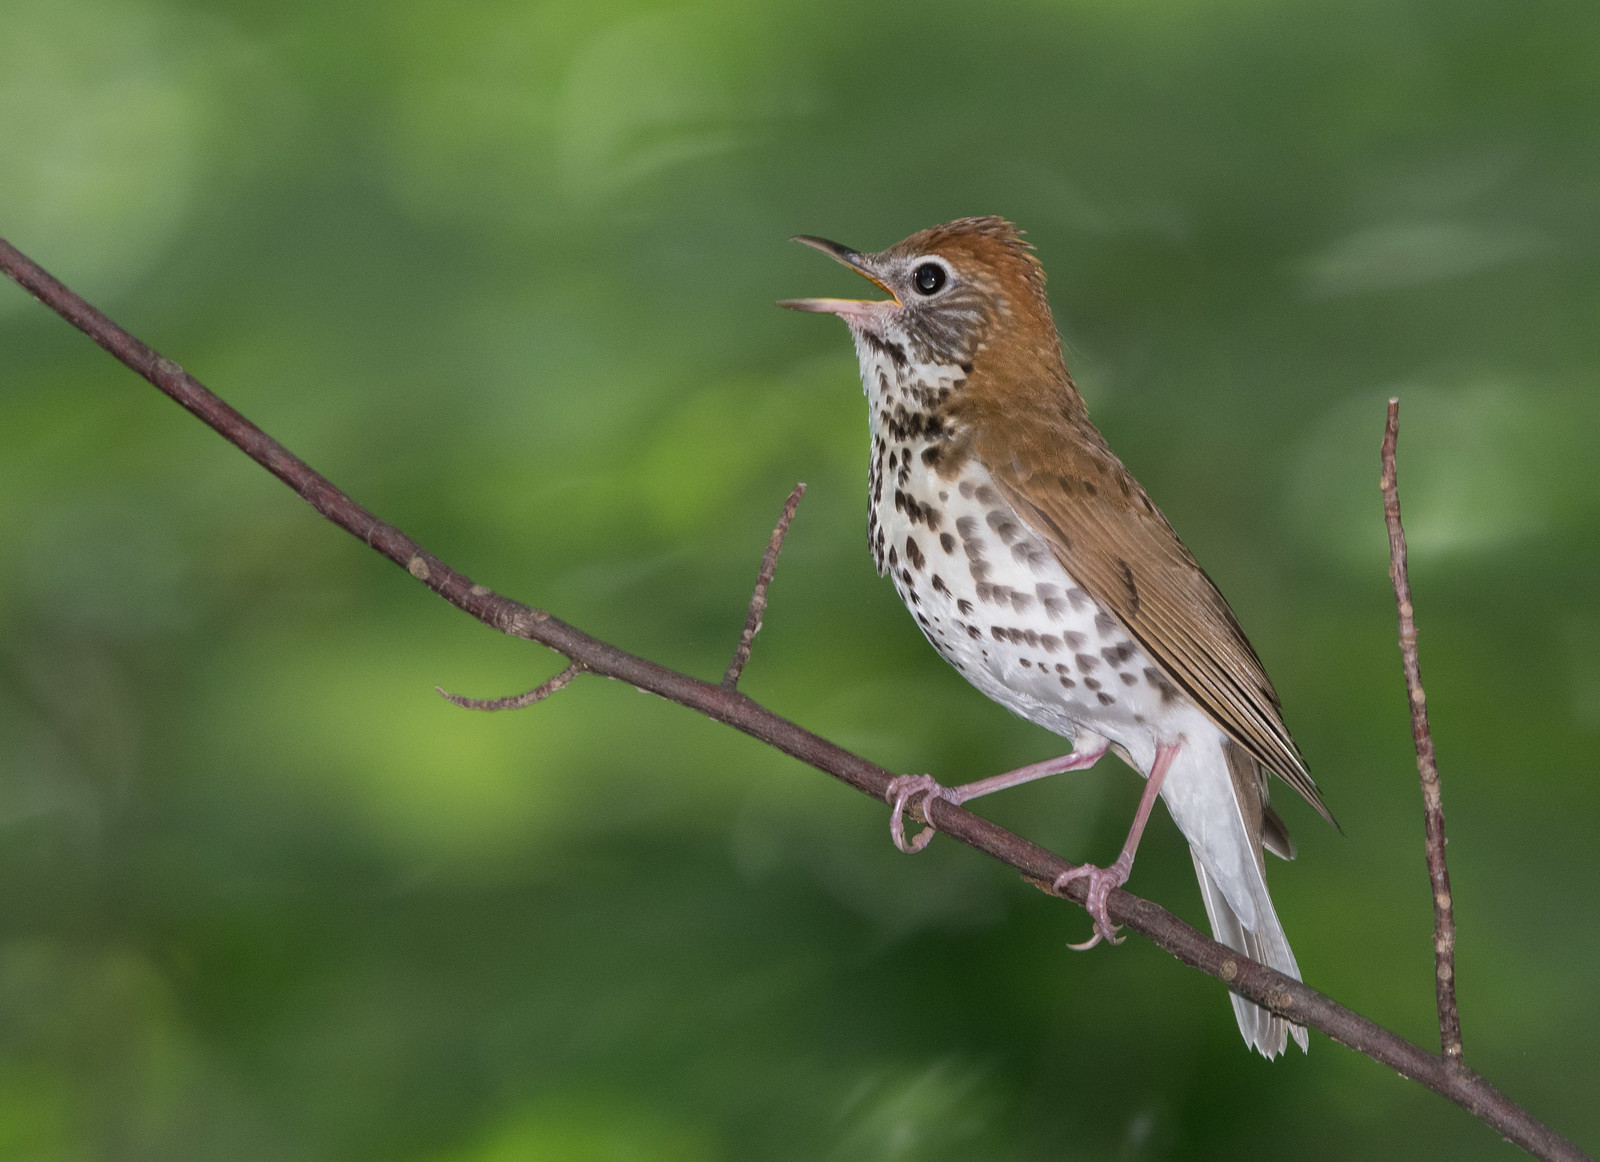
[{"left": 983, "top": 424, "right": 1336, "bottom": 829}]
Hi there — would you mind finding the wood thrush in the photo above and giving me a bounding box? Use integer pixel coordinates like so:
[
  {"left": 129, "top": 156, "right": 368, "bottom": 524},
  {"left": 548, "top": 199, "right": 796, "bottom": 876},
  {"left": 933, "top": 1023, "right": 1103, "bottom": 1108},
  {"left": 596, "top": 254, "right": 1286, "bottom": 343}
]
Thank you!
[{"left": 781, "top": 216, "right": 1335, "bottom": 1058}]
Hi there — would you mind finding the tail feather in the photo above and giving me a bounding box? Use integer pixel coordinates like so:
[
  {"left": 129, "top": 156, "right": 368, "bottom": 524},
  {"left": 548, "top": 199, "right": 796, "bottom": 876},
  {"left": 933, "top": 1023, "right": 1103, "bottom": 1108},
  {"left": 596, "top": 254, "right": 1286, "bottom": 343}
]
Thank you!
[
  {"left": 1192, "top": 852, "right": 1308, "bottom": 1057},
  {"left": 1159, "top": 732, "right": 1309, "bottom": 1058}
]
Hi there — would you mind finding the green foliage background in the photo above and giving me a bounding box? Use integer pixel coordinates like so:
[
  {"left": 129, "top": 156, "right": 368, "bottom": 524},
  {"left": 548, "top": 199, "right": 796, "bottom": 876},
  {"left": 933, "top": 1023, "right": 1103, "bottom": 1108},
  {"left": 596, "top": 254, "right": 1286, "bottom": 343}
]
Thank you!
[{"left": 3, "top": 0, "right": 1598, "bottom": 1157}]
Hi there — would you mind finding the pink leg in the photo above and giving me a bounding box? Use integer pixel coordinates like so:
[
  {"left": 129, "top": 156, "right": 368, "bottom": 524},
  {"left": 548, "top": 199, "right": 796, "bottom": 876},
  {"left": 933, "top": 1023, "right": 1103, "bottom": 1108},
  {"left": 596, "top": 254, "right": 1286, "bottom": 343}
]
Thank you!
[
  {"left": 1053, "top": 741, "right": 1180, "bottom": 949},
  {"left": 886, "top": 740, "right": 1109, "bottom": 854}
]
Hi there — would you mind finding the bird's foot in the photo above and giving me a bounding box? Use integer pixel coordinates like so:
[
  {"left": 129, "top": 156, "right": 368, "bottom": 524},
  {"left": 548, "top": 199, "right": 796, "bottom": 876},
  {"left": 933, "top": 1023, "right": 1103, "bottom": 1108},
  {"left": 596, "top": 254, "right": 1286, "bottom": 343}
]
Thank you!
[
  {"left": 1053, "top": 853, "right": 1133, "bottom": 950},
  {"left": 885, "top": 774, "right": 952, "bottom": 853}
]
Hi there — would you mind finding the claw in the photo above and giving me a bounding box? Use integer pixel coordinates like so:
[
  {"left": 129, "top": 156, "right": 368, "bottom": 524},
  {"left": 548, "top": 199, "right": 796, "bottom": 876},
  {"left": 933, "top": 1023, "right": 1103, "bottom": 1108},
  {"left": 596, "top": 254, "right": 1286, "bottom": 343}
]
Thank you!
[
  {"left": 886, "top": 774, "right": 947, "bottom": 853},
  {"left": 1049, "top": 742, "right": 1178, "bottom": 952},
  {"left": 1054, "top": 856, "right": 1133, "bottom": 949},
  {"left": 1064, "top": 928, "right": 1103, "bottom": 953},
  {"left": 880, "top": 745, "right": 1111, "bottom": 857}
]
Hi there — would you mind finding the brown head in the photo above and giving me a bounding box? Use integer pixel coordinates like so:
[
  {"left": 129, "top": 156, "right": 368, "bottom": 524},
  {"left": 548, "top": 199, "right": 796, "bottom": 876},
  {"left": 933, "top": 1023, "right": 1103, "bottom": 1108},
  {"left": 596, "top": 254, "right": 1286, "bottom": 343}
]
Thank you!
[{"left": 781, "top": 215, "right": 1084, "bottom": 427}]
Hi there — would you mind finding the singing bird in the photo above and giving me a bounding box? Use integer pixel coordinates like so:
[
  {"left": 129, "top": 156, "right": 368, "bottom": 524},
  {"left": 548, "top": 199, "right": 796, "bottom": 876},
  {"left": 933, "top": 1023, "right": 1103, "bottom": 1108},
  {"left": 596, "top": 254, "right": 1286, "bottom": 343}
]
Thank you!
[{"left": 781, "top": 216, "right": 1335, "bottom": 1057}]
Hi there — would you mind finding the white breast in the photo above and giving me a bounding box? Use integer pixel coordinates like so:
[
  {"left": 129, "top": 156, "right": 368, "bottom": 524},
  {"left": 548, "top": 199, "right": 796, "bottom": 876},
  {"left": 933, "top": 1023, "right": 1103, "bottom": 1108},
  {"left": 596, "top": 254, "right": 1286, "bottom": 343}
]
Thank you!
[{"left": 860, "top": 349, "right": 1178, "bottom": 761}]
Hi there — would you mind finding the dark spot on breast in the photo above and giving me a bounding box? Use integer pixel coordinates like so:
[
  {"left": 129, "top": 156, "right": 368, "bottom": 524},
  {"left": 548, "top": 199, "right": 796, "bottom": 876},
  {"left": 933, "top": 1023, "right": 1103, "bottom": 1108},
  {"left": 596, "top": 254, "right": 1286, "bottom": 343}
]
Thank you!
[
  {"left": 905, "top": 536, "right": 925, "bottom": 571},
  {"left": 958, "top": 481, "right": 975, "bottom": 499},
  {"left": 1094, "top": 611, "right": 1118, "bottom": 636},
  {"left": 931, "top": 574, "right": 949, "bottom": 595},
  {"left": 956, "top": 598, "right": 974, "bottom": 616},
  {"left": 1059, "top": 675, "right": 1076, "bottom": 688},
  {"left": 1096, "top": 692, "right": 1115, "bottom": 706},
  {"left": 965, "top": 624, "right": 982, "bottom": 639},
  {"left": 1019, "top": 658, "right": 1032, "bottom": 668},
  {"left": 862, "top": 330, "right": 908, "bottom": 368},
  {"left": 888, "top": 545, "right": 898, "bottom": 568},
  {"left": 1083, "top": 677, "right": 1102, "bottom": 691},
  {"left": 1075, "top": 653, "right": 1100, "bottom": 674},
  {"left": 985, "top": 510, "right": 1021, "bottom": 544},
  {"left": 974, "top": 484, "right": 1001, "bottom": 506},
  {"left": 1011, "top": 540, "right": 1049, "bottom": 569},
  {"left": 1144, "top": 667, "right": 1179, "bottom": 705},
  {"left": 1063, "top": 631, "right": 1088, "bottom": 649},
  {"left": 1036, "top": 584, "right": 1065, "bottom": 618},
  {"left": 956, "top": 515, "right": 979, "bottom": 541},
  {"left": 940, "top": 533, "right": 956, "bottom": 553},
  {"left": 883, "top": 404, "right": 941, "bottom": 443},
  {"left": 1102, "top": 642, "right": 1136, "bottom": 666},
  {"left": 1039, "top": 634, "right": 1060, "bottom": 653},
  {"left": 1119, "top": 672, "right": 1139, "bottom": 686},
  {"left": 1066, "top": 588, "right": 1091, "bottom": 611},
  {"left": 921, "top": 445, "right": 942, "bottom": 467},
  {"left": 976, "top": 582, "right": 1032, "bottom": 611},
  {"left": 894, "top": 489, "right": 941, "bottom": 529}
]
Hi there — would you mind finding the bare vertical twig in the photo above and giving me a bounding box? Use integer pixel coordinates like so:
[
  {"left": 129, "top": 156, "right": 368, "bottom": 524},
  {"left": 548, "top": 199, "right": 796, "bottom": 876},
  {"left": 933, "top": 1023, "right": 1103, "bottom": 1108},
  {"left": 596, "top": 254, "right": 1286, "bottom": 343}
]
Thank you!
[
  {"left": 1381, "top": 398, "right": 1464, "bottom": 1068},
  {"left": 723, "top": 482, "right": 807, "bottom": 688}
]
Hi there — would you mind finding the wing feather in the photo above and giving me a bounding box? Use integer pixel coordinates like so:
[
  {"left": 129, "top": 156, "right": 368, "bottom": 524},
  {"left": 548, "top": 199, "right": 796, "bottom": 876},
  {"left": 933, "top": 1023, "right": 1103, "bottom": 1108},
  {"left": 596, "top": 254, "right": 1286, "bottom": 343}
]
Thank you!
[{"left": 986, "top": 428, "right": 1336, "bottom": 828}]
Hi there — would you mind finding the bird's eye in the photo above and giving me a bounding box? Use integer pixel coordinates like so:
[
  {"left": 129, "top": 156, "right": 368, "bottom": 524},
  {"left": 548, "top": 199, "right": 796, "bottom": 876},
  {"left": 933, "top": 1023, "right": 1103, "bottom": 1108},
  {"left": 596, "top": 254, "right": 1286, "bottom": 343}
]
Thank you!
[{"left": 912, "top": 263, "right": 946, "bottom": 295}]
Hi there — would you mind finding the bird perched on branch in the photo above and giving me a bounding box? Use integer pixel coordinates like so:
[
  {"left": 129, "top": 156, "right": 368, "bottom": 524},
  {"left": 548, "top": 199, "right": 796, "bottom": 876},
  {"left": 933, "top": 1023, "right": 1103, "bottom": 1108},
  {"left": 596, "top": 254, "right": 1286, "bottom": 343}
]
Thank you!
[{"left": 781, "top": 216, "right": 1335, "bottom": 1057}]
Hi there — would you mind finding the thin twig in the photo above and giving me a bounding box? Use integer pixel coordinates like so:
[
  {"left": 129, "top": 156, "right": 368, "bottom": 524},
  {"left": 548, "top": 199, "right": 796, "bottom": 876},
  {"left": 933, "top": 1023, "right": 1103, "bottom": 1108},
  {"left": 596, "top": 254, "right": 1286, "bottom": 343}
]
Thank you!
[
  {"left": 1381, "top": 398, "right": 1465, "bottom": 1067},
  {"left": 437, "top": 662, "right": 584, "bottom": 710},
  {"left": 724, "top": 482, "right": 807, "bottom": 688},
  {"left": 1, "top": 237, "right": 1585, "bottom": 1162}
]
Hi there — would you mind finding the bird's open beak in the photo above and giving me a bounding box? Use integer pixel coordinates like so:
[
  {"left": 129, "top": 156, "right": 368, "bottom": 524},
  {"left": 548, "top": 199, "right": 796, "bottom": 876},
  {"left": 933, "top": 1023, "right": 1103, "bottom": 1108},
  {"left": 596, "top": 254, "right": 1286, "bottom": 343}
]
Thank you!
[{"left": 778, "top": 235, "right": 901, "bottom": 321}]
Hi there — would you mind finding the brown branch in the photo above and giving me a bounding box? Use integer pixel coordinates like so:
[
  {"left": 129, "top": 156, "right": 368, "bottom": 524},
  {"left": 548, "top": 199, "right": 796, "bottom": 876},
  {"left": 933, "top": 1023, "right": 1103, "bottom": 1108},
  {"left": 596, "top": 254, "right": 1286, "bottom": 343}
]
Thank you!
[
  {"left": 1381, "top": 398, "right": 1465, "bottom": 1067},
  {"left": 436, "top": 662, "right": 584, "bottom": 711},
  {"left": 1, "top": 236, "right": 1587, "bottom": 1162},
  {"left": 723, "top": 482, "right": 806, "bottom": 688}
]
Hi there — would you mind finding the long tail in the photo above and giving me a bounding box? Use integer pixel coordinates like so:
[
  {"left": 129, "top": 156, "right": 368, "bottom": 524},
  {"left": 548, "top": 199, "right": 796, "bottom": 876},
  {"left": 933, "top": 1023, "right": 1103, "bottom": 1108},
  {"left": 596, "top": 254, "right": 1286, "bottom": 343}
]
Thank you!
[
  {"left": 1191, "top": 853, "right": 1308, "bottom": 1058},
  {"left": 1160, "top": 733, "right": 1308, "bottom": 1058}
]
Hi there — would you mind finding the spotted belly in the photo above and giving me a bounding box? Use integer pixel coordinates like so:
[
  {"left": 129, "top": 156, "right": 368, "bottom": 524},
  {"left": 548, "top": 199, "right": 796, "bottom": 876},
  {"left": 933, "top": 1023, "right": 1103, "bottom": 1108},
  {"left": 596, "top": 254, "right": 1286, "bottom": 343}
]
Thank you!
[{"left": 872, "top": 450, "right": 1180, "bottom": 750}]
